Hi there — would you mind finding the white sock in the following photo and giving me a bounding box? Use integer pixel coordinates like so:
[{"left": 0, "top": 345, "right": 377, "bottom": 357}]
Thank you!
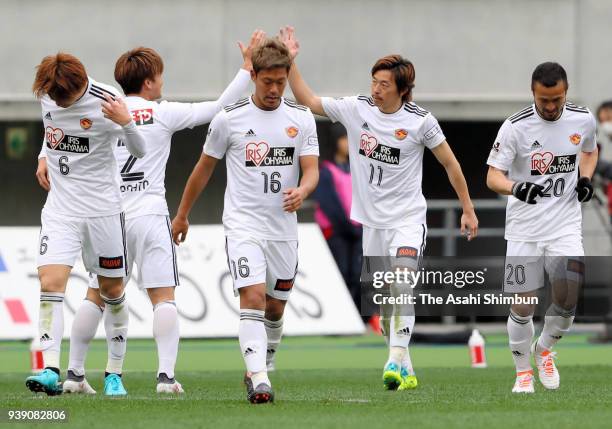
[
  {"left": 264, "top": 317, "right": 283, "bottom": 366},
  {"left": 239, "top": 309, "right": 269, "bottom": 384},
  {"left": 68, "top": 299, "right": 103, "bottom": 376},
  {"left": 153, "top": 301, "right": 179, "bottom": 379},
  {"left": 389, "top": 314, "right": 415, "bottom": 348},
  {"left": 379, "top": 304, "right": 392, "bottom": 346},
  {"left": 401, "top": 348, "right": 415, "bottom": 375},
  {"left": 39, "top": 292, "right": 65, "bottom": 370},
  {"left": 386, "top": 313, "right": 415, "bottom": 366},
  {"left": 101, "top": 292, "right": 128, "bottom": 374},
  {"left": 507, "top": 311, "right": 534, "bottom": 372},
  {"left": 537, "top": 304, "right": 575, "bottom": 352}
]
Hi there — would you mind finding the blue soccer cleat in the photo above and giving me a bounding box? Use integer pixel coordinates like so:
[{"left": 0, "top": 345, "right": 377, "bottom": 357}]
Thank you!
[
  {"left": 382, "top": 362, "right": 403, "bottom": 391},
  {"left": 25, "top": 368, "right": 63, "bottom": 396},
  {"left": 104, "top": 373, "right": 127, "bottom": 396}
]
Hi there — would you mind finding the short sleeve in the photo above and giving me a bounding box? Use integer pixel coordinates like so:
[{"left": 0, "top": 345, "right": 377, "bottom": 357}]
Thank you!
[
  {"left": 486, "top": 120, "right": 517, "bottom": 171},
  {"left": 159, "top": 101, "right": 197, "bottom": 132},
  {"left": 418, "top": 113, "right": 446, "bottom": 149},
  {"left": 202, "top": 111, "right": 230, "bottom": 159},
  {"left": 299, "top": 111, "right": 319, "bottom": 157},
  {"left": 321, "top": 96, "right": 357, "bottom": 125},
  {"left": 581, "top": 113, "right": 597, "bottom": 152}
]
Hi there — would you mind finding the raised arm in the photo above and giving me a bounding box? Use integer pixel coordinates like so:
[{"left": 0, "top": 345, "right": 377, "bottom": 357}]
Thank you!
[
  {"left": 431, "top": 141, "right": 478, "bottom": 240},
  {"left": 279, "top": 26, "right": 325, "bottom": 116},
  {"left": 189, "top": 30, "right": 266, "bottom": 126},
  {"left": 171, "top": 154, "right": 219, "bottom": 244}
]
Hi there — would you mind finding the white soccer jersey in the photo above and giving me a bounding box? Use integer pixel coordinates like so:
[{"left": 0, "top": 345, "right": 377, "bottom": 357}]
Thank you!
[
  {"left": 116, "top": 69, "right": 251, "bottom": 219},
  {"left": 40, "top": 77, "right": 131, "bottom": 217},
  {"left": 204, "top": 97, "right": 319, "bottom": 240},
  {"left": 487, "top": 103, "right": 597, "bottom": 241},
  {"left": 321, "top": 96, "right": 446, "bottom": 228}
]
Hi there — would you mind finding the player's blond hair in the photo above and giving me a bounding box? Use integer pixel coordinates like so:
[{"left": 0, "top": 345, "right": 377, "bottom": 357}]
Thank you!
[{"left": 252, "top": 38, "right": 292, "bottom": 74}]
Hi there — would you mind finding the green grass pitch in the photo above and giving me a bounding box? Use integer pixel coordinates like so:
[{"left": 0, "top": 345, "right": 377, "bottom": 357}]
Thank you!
[{"left": 1, "top": 333, "right": 611, "bottom": 429}]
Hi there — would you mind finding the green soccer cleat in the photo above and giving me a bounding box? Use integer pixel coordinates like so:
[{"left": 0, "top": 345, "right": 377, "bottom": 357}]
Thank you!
[
  {"left": 104, "top": 373, "right": 127, "bottom": 396},
  {"left": 25, "top": 368, "right": 63, "bottom": 396},
  {"left": 398, "top": 367, "right": 418, "bottom": 390},
  {"left": 382, "top": 363, "right": 403, "bottom": 391}
]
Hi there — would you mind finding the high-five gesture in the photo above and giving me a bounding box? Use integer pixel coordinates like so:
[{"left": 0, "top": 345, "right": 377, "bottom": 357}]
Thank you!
[
  {"left": 279, "top": 26, "right": 299, "bottom": 60},
  {"left": 238, "top": 29, "right": 266, "bottom": 72}
]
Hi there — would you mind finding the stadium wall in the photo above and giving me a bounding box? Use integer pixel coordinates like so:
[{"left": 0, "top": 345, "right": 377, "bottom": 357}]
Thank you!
[{"left": 1, "top": 0, "right": 611, "bottom": 120}]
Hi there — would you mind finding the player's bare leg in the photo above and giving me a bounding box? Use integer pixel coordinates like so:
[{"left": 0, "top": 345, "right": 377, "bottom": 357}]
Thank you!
[
  {"left": 264, "top": 295, "right": 287, "bottom": 372},
  {"left": 508, "top": 294, "right": 536, "bottom": 393},
  {"left": 65, "top": 287, "right": 103, "bottom": 394},
  {"left": 240, "top": 284, "right": 273, "bottom": 404},
  {"left": 148, "top": 287, "right": 183, "bottom": 393},
  {"left": 533, "top": 257, "right": 582, "bottom": 390},
  {"left": 98, "top": 275, "right": 129, "bottom": 396},
  {"left": 25, "top": 265, "right": 71, "bottom": 395}
]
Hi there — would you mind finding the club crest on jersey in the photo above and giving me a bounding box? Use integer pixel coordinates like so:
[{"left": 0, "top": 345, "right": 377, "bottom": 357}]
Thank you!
[
  {"left": 569, "top": 133, "right": 581, "bottom": 145},
  {"left": 359, "top": 133, "right": 400, "bottom": 164},
  {"left": 530, "top": 152, "right": 576, "bottom": 175},
  {"left": 245, "top": 143, "right": 295, "bottom": 167},
  {"left": 285, "top": 126, "right": 299, "bottom": 138},
  {"left": 394, "top": 129, "right": 408, "bottom": 140},
  {"left": 131, "top": 108, "right": 153, "bottom": 126},
  {"left": 492, "top": 141, "right": 501, "bottom": 152},
  {"left": 80, "top": 118, "right": 92, "bottom": 130}
]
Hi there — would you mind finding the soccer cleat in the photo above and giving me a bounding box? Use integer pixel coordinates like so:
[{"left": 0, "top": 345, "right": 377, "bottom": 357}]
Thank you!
[
  {"left": 156, "top": 373, "right": 184, "bottom": 394},
  {"left": 25, "top": 368, "right": 63, "bottom": 396},
  {"left": 382, "top": 362, "right": 403, "bottom": 391},
  {"left": 243, "top": 372, "right": 274, "bottom": 404},
  {"left": 63, "top": 371, "right": 96, "bottom": 394},
  {"left": 512, "top": 370, "right": 535, "bottom": 393},
  {"left": 398, "top": 367, "right": 418, "bottom": 390},
  {"left": 532, "top": 343, "right": 560, "bottom": 390},
  {"left": 104, "top": 373, "right": 127, "bottom": 396}
]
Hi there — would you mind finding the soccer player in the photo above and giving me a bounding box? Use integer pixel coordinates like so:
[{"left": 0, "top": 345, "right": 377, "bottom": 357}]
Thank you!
[
  {"left": 37, "top": 32, "right": 266, "bottom": 395},
  {"left": 171, "top": 38, "right": 319, "bottom": 404},
  {"left": 486, "top": 62, "right": 598, "bottom": 393},
  {"left": 279, "top": 26, "right": 479, "bottom": 391},
  {"left": 28, "top": 53, "right": 147, "bottom": 396}
]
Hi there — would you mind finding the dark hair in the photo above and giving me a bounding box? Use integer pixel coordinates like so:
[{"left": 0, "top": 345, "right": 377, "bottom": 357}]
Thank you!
[
  {"left": 33, "top": 52, "right": 88, "bottom": 103},
  {"left": 531, "top": 62, "right": 568, "bottom": 90},
  {"left": 114, "top": 47, "right": 164, "bottom": 95},
  {"left": 597, "top": 100, "right": 612, "bottom": 119},
  {"left": 371, "top": 55, "right": 416, "bottom": 102},
  {"left": 252, "top": 38, "right": 292, "bottom": 74}
]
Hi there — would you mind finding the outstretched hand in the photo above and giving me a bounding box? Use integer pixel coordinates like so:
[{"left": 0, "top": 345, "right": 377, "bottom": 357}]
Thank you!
[
  {"left": 239, "top": 29, "right": 266, "bottom": 71},
  {"left": 279, "top": 25, "right": 299, "bottom": 60}
]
